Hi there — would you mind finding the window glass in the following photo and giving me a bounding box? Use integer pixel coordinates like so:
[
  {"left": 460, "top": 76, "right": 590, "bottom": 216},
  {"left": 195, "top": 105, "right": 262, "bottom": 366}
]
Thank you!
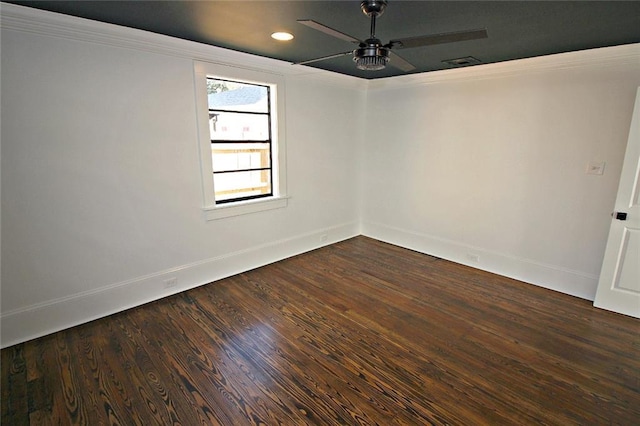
[
  {"left": 209, "top": 112, "right": 269, "bottom": 141},
  {"left": 213, "top": 170, "right": 272, "bottom": 202},
  {"left": 211, "top": 143, "right": 271, "bottom": 173},
  {"left": 207, "top": 80, "right": 268, "bottom": 113}
]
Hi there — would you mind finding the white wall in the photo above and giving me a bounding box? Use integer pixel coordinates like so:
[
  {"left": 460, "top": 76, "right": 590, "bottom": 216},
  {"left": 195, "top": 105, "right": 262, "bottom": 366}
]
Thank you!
[
  {"left": 362, "top": 49, "right": 640, "bottom": 300},
  {"left": 0, "top": 5, "right": 364, "bottom": 347}
]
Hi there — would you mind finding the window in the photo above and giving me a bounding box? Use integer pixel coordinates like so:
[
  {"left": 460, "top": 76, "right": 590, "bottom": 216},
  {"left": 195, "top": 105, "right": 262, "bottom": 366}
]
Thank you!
[{"left": 194, "top": 62, "right": 287, "bottom": 220}]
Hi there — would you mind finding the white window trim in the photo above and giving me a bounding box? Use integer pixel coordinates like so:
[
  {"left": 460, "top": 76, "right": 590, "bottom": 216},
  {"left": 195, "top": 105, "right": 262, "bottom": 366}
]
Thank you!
[
  {"left": 202, "top": 196, "right": 289, "bottom": 220},
  {"left": 193, "top": 61, "right": 288, "bottom": 220}
]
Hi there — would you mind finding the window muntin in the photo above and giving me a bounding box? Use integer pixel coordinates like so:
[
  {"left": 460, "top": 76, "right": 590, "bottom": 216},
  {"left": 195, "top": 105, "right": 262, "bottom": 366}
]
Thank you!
[{"left": 207, "top": 78, "right": 273, "bottom": 204}]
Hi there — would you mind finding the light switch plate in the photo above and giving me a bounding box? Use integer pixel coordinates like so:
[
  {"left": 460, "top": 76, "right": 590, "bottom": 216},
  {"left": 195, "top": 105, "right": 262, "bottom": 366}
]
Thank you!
[{"left": 586, "top": 161, "right": 605, "bottom": 175}]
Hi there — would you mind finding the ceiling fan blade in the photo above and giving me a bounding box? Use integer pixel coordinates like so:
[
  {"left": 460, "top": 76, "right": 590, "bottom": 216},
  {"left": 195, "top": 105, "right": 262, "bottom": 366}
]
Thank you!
[
  {"left": 297, "top": 20, "right": 363, "bottom": 44},
  {"left": 293, "top": 50, "right": 353, "bottom": 66},
  {"left": 388, "top": 51, "right": 416, "bottom": 72},
  {"left": 390, "top": 28, "right": 488, "bottom": 49}
]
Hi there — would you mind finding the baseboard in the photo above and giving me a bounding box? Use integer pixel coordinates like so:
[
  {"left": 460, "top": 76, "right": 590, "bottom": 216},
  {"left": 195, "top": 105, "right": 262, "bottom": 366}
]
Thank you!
[
  {"left": 0, "top": 222, "right": 359, "bottom": 348},
  {"left": 361, "top": 221, "right": 598, "bottom": 302},
  {"left": 1, "top": 219, "right": 599, "bottom": 348}
]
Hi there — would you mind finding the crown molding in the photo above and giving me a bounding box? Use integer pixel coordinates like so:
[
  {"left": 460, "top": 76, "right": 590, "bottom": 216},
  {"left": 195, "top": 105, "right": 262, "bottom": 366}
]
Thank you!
[
  {"left": 287, "top": 69, "right": 368, "bottom": 91},
  {"left": 0, "top": 3, "right": 281, "bottom": 72},
  {"left": 367, "top": 43, "right": 640, "bottom": 91},
  {"left": 0, "top": 2, "right": 361, "bottom": 87}
]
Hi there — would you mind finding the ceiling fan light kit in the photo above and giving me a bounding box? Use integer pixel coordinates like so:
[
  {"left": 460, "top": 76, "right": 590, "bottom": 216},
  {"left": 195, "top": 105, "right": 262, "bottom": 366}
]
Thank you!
[
  {"left": 295, "top": 0, "right": 488, "bottom": 74},
  {"left": 354, "top": 46, "right": 389, "bottom": 70}
]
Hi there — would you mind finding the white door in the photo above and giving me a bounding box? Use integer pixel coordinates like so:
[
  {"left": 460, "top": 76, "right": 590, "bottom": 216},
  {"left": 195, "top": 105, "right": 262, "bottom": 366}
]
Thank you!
[{"left": 594, "top": 87, "right": 640, "bottom": 318}]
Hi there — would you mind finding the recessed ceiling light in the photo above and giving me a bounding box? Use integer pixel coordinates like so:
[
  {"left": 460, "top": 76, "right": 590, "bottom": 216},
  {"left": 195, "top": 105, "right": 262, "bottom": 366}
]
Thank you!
[{"left": 271, "top": 32, "right": 294, "bottom": 41}]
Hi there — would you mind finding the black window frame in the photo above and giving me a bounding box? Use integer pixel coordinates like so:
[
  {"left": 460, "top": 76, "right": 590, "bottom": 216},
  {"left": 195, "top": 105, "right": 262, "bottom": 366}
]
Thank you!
[{"left": 207, "top": 77, "right": 274, "bottom": 205}]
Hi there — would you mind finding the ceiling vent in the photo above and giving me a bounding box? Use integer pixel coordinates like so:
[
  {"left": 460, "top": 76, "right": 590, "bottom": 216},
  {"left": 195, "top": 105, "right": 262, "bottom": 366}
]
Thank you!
[{"left": 442, "top": 56, "right": 482, "bottom": 67}]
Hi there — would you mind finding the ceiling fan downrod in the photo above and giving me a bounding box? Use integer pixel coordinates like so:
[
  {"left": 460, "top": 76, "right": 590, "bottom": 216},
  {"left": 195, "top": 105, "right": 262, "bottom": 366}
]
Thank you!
[{"left": 361, "top": 0, "right": 387, "bottom": 39}]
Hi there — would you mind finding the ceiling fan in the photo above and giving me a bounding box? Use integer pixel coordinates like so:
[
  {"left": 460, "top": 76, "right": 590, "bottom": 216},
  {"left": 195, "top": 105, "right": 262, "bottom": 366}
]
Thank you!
[{"left": 294, "top": 0, "right": 488, "bottom": 72}]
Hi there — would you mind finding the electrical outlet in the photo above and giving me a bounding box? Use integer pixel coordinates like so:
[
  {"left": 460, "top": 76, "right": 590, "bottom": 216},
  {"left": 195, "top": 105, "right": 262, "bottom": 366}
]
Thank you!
[
  {"left": 466, "top": 253, "right": 480, "bottom": 263},
  {"left": 164, "top": 277, "right": 178, "bottom": 289}
]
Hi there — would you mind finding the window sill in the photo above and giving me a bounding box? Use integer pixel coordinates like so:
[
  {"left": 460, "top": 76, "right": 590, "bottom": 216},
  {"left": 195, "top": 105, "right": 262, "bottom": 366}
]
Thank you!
[{"left": 203, "top": 196, "right": 289, "bottom": 221}]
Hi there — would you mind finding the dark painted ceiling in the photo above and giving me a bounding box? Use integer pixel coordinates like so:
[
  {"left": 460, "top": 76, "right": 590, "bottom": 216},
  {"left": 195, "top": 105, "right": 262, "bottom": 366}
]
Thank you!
[{"left": 6, "top": 1, "right": 640, "bottom": 79}]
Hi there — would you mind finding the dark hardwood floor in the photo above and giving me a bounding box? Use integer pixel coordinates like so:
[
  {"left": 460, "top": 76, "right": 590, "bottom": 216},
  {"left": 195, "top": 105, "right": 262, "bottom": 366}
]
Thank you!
[{"left": 2, "top": 236, "right": 639, "bottom": 425}]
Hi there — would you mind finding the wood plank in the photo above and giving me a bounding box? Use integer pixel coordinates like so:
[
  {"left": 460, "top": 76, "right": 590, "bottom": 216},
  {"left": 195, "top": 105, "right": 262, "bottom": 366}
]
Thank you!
[{"left": 1, "top": 344, "right": 28, "bottom": 426}]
